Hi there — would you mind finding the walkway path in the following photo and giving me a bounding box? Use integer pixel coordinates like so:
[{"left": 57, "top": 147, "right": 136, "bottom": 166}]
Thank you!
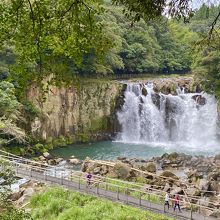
[{"left": 0, "top": 150, "right": 217, "bottom": 220}]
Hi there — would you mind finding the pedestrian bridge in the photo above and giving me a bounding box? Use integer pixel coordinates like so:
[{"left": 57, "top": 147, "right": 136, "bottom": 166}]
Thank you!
[{"left": 0, "top": 150, "right": 218, "bottom": 220}]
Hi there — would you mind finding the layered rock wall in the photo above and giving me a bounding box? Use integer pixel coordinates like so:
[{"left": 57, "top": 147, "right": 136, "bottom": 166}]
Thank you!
[{"left": 28, "top": 81, "right": 123, "bottom": 142}]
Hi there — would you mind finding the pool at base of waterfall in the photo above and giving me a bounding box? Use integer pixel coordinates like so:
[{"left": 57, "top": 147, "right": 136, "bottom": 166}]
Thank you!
[{"left": 50, "top": 140, "right": 220, "bottom": 161}]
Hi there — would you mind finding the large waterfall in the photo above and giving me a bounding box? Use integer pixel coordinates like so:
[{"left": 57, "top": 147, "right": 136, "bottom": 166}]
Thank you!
[{"left": 117, "top": 83, "right": 219, "bottom": 151}]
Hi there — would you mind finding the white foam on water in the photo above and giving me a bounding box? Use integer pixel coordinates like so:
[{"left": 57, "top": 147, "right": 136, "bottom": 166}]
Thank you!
[{"left": 117, "top": 83, "right": 220, "bottom": 153}]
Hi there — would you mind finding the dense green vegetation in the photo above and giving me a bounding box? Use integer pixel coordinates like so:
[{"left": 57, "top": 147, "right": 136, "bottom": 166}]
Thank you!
[
  {"left": 79, "top": 4, "right": 197, "bottom": 75},
  {"left": 30, "top": 187, "right": 172, "bottom": 220},
  {"left": 0, "top": 159, "right": 30, "bottom": 220},
  {"left": 0, "top": 2, "right": 219, "bottom": 149},
  {"left": 0, "top": 81, "right": 26, "bottom": 145}
]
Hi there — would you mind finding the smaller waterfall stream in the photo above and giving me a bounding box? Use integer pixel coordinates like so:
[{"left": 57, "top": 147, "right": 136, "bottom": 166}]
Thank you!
[{"left": 117, "top": 83, "right": 219, "bottom": 151}]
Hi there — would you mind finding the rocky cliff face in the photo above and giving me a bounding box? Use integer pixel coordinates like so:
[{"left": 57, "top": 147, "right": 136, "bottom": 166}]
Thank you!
[
  {"left": 28, "top": 76, "right": 199, "bottom": 142},
  {"left": 28, "top": 81, "right": 123, "bottom": 142}
]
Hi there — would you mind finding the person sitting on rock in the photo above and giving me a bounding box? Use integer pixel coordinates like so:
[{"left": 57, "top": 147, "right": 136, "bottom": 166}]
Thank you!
[{"left": 173, "top": 194, "right": 181, "bottom": 212}]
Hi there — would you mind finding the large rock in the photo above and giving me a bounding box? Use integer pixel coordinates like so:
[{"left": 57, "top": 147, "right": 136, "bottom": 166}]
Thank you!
[
  {"left": 68, "top": 158, "right": 80, "bottom": 165},
  {"left": 210, "top": 210, "right": 220, "bottom": 218},
  {"left": 170, "top": 186, "right": 183, "bottom": 195},
  {"left": 208, "top": 181, "right": 220, "bottom": 192},
  {"left": 185, "top": 187, "right": 200, "bottom": 196},
  {"left": 208, "top": 171, "right": 220, "bottom": 181},
  {"left": 192, "top": 95, "right": 206, "bottom": 105},
  {"left": 214, "top": 153, "right": 220, "bottom": 161},
  {"left": 113, "top": 162, "right": 131, "bottom": 179},
  {"left": 93, "top": 167, "right": 101, "bottom": 174},
  {"left": 10, "top": 190, "right": 24, "bottom": 201},
  {"left": 43, "top": 152, "right": 52, "bottom": 159},
  {"left": 160, "top": 170, "right": 179, "bottom": 180},
  {"left": 197, "top": 179, "right": 209, "bottom": 191},
  {"left": 143, "top": 162, "right": 156, "bottom": 173}
]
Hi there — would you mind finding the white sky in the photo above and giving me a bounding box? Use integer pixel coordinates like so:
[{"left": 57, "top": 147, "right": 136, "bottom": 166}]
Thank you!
[{"left": 191, "top": 0, "right": 220, "bottom": 9}]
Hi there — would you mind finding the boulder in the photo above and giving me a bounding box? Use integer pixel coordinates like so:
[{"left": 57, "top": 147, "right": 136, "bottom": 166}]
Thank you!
[
  {"left": 160, "top": 170, "right": 179, "bottom": 180},
  {"left": 93, "top": 167, "right": 101, "bottom": 174},
  {"left": 117, "top": 156, "right": 126, "bottom": 161},
  {"left": 23, "top": 187, "right": 35, "bottom": 197},
  {"left": 197, "top": 179, "right": 209, "bottom": 191},
  {"left": 214, "top": 153, "right": 220, "bottom": 161},
  {"left": 170, "top": 186, "right": 183, "bottom": 195},
  {"left": 113, "top": 162, "right": 131, "bottom": 179},
  {"left": 43, "top": 152, "right": 52, "bottom": 159},
  {"left": 200, "top": 208, "right": 213, "bottom": 217},
  {"left": 163, "top": 182, "right": 171, "bottom": 192},
  {"left": 210, "top": 210, "right": 220, "bottom": 218},
  {"left": 100, "top": 165, "right": 108, "bottom": 175},
  {"left": 197, "top": 197, "right": 210, "bottom": 207},
  {"left": 142, "top": 87, "right": 148, "bottom": 96},
  {"left": 55, "top": 158, "right": 63, "bottom": 164},
  {"left": 87, "top": 162, "right": 98, "bottom": 171},
  {"left": 10, "top": 190, "right": 24, "bottom": 201},
  {"left": 47, "top": 159, "right": 57, "bottom": 165},
  {"left": 208, "top": 181, "right": 220, "bottom": 192},
  {"left": 68, "top": 158, "right": 80, "bottom": 165},
  {"left": 143, "top": 162, "right": 156, "bottom": 173},
  {"left": 39, "top": 156, "right": 46, "bottom": 161},
  {"left": 185, "top": 187, "right": 200, "bottom": 196},
  {"left": 208, "top": 171, "right": 220, "bottom": 181},
  {"left": 192, "top": 95, "right": 206, "bottom": 105}
]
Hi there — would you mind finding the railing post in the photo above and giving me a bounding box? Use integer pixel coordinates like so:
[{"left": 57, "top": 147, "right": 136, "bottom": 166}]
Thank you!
[
  {"left": 148, "top": 193, "right": 150, "bottom": 207},
  {"left": 139, "top": 192, "right": 142, "bottom": 206},
  {"left": 117, "top": 186, "right": 119, "bottom": 200},
  {"left": 60, "top": 173, "right": 63, "bottom": 185},
  {"left": 78, "top": 176, "right": 81, "bottom": 189},
  {"left": 105, "top": 182, "right": 108, "bottom": 194},
  {"left": 190, "top": 204, "right": 193, "bottom": 220},
  {"left": 97, "top": 182, "right": 99, "bottom": 195},
  {"left": 126, "top": 188, "right": 128, "bottom": 204}
]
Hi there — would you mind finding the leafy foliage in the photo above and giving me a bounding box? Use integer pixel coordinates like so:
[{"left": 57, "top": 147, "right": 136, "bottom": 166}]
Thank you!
[
  {"left": 0, "top": 81, "right": 26, "bottom": 144},
  {"left": 193, "top": 44, "right": 220, "bottom": 99},
  {"left": 79, "top": 5, "right": 197, "bottom": 75},
  {"left": 0, "top": 159, "right": 31, "bottom": 220},
  {"left": 0, "top": 0, "right": 111, "bottom": 83}
]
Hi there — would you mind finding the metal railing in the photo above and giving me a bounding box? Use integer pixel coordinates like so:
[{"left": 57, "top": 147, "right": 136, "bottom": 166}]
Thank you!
[{"left": 0, "top": 150, "right": 218, "bottom": 220}]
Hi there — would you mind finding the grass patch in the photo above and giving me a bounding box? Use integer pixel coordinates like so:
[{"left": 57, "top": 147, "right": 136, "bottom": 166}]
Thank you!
[{"left": 29, "top": 187, "right": 173, "bottom": 220}]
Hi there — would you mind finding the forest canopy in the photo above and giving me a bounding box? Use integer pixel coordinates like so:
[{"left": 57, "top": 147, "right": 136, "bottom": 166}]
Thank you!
[{"left": 0, "top": 1, "right": 220, "bottom": 97}]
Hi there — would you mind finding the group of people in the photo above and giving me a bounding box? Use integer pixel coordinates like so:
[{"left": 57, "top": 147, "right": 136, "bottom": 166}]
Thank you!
[
  {"left": 86, "top": 172, "right": 181, "bottom": 213},
  {"left": 164, "top": 192, "right": 181, "bottom": 212}
]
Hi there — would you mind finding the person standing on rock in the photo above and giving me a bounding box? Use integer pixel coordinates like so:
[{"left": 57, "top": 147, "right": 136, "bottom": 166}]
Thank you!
[
  {"left": 164, "top": 192, "right": 170, "bottom": 211},
  {"left": 173, "top": 194, "right": 181, "bottom": 212}
]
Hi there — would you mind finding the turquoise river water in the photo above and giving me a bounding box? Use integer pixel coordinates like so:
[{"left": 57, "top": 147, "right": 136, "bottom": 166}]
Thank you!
[{"left": 50, "top": 141, "right": 220, "bottom": 160}]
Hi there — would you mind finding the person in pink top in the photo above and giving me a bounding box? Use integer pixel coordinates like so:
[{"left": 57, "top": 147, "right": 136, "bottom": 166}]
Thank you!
[{"left": 173, "top": 194, "right": 181, "bottom": 212}]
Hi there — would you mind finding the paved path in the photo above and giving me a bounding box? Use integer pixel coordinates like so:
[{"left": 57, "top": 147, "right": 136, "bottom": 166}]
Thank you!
[
  {"left": 0, "top": 150, "right": 217, "bottom": 220},
  {"left": 14, "top": 165, "right": 216, "bottom": 220}
]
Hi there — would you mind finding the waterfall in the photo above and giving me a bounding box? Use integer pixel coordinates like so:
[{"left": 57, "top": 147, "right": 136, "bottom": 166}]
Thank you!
[{"left": 117, "top": 83, "right": 219, "bottom": 150}]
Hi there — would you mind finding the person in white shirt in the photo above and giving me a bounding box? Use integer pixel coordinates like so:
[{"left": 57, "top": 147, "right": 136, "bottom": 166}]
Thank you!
[{"left": 164, "top": 192, "right": 170, "bottom": 210}]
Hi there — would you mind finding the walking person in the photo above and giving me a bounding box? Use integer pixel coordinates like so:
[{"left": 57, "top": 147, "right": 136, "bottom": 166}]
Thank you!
[
  {"left": 173, "top": 194, "right": 181, "bottom": 212},
  {"left": 164, "top": 192, "right": 170, "bottom": 211},
  {"left": 86, "top": 171, "right": 92, "bottom": 188}
]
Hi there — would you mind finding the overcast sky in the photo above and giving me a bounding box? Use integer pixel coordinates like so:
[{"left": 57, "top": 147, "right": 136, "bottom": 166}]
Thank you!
[{"left": 191, "top": 0, "right": 219, "bottom": 9}]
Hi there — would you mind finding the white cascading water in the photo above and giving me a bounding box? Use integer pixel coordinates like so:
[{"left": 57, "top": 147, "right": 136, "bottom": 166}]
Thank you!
[{"left": 117, "top": 83, "right": 219, "bottom": 151}]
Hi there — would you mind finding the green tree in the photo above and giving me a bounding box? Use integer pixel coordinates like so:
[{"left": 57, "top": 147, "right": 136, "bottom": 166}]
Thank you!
[
  {"left": 0, "top": 81, "right": 26, "bottom": 144},
  {"left": 0, "top": 159, "right": 31, "bottom": 220}
]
